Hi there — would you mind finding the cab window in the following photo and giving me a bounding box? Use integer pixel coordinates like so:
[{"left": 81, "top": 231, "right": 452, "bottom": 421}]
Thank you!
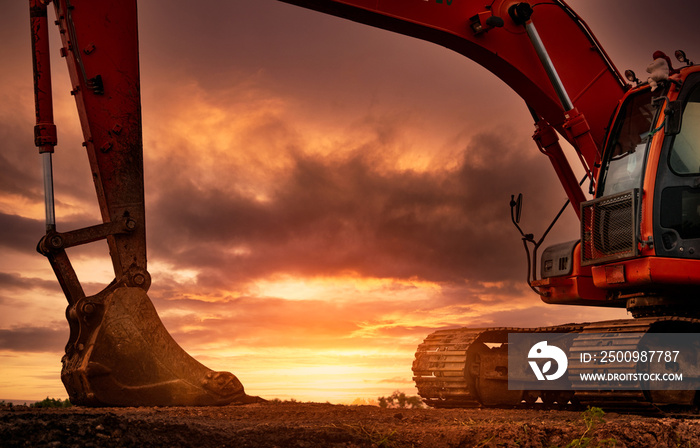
[
  {"left": 669, "top": 85, "right": 700, "bottom": 175},
  {"left": 598, "top": 89, "right": 655, "bottom": 197}
]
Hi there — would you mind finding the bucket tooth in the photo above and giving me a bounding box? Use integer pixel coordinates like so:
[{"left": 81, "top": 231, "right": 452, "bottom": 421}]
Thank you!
[{"left": 61, "top": 285, "right": 260, "bottom": 406}]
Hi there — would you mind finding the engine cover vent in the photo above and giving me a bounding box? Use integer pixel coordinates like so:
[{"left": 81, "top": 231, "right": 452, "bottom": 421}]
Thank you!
[{"left": 581, "top": 189, "right": 638, "bottom": 266}]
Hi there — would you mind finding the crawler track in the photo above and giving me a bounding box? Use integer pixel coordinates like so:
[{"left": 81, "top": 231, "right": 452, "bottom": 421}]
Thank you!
[{"left": 412, "top": 318, "right": 700, "bottom": 415}]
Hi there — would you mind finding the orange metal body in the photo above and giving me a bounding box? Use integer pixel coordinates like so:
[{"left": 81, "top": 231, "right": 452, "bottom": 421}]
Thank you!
[
  {"left": 532, "top": 243, "right": 608, "bottom": 305},
  {"left": 592, "top": 257, "right": 700, "bottom": 290}
]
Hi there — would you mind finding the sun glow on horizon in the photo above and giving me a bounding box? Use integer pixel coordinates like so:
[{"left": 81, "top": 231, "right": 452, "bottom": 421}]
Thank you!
[
  {"left": 206, "top": 347, "right": 419, "bottom": 404},
  {"left": 252, "top": 274, "right": 442, "bottom": 303}
]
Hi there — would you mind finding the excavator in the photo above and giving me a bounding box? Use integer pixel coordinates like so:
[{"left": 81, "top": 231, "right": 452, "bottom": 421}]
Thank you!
[{"left": 29, "top": 0, "right": 700, "bottom": 413}]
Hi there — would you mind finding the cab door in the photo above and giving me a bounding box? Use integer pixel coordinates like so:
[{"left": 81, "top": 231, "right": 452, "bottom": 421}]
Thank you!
[{"left": 654, "top": 72, "right": 700, "bottom": 259}]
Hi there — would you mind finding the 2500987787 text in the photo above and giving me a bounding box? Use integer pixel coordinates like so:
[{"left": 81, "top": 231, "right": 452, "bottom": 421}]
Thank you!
[{"left": 579, "top": 350, "right": 680, "bottom": 364}]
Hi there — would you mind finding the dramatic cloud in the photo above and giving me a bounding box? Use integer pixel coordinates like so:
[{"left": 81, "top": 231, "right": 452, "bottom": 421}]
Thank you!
[
  {"left": 0, "top": 213, "right": 44, "bottom": 253},
  {"left": 0, "top": 326, "right": 67, "bottom": 353},
  {"left": 147, "top": 131, "right": 566, "bottom": 286},
  {"left": 0, "top": 272, "right": 59, "bottom": 293},
  {"left": 140, "top": 73, "right": 573, "bottom": 295}
]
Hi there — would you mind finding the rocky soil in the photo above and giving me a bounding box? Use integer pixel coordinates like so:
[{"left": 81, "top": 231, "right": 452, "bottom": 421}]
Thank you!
[{"left": 2, "top": 401, "right": 700, "bottom": 447}]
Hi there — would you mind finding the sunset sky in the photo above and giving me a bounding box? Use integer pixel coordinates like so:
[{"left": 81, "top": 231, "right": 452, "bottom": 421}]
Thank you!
[{"left": 1, "top": 1, "right": 699, "bottom": 403}]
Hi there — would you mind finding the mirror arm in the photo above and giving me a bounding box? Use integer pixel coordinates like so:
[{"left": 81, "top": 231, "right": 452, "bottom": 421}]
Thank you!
[{"left": 510, "top": 174, "right": 586, "bottom": 290}]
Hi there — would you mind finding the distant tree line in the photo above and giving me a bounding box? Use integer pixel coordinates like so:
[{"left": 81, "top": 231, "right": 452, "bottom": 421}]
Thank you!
[
  {"left": 377, "top": 391, "right": 425, "bottom": 409},
  {"left": 0, "top": 397, "right": 72, "bottom": 408},
  {"left": 31, "top": 397, "right": 72, "bottom": 408}
]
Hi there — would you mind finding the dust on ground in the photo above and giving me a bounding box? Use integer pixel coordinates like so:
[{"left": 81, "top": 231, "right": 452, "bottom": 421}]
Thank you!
[{"left": 2, "top": 401, "right": 699, "bottom": 447}]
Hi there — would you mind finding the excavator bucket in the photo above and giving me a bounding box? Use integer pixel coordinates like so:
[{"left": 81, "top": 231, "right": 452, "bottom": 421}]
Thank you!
[{"left": 61, "top": 284, "right": 259, "bottom": 406}]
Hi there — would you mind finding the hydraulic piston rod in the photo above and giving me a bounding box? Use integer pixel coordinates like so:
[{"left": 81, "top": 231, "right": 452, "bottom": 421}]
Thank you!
[
  {"left": 524, "top": 22, "right": 575, "bottom": 111},
  {"left": 509, "top": 2, "right": 602, "bottom": 193},
  {"left": 509, "top": 3, "right": 574, "bottom": 112},
  {"left": 41, "top": 153, "right": 56, "bottom": 231},
  {"left": 30, "top": 0, "right": 58, "bottom": 232}
]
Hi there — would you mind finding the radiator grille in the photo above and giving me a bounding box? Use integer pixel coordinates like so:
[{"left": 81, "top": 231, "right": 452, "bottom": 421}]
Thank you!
[{"left": 581, "top": 189, "right": 638, "bottom": 266}]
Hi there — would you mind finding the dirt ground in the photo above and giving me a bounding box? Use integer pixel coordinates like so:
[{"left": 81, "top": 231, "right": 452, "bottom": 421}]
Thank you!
[{"left": 2, "top": 401, "right": 700, "bottom": 448}]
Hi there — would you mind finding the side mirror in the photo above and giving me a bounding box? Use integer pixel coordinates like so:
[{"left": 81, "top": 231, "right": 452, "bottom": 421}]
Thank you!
[
  {"left": 665, "top": 100, "right": 683, "bottom": 136},
  {"left": 511, "top": 193, "right": 523, "bottom": 224}
]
